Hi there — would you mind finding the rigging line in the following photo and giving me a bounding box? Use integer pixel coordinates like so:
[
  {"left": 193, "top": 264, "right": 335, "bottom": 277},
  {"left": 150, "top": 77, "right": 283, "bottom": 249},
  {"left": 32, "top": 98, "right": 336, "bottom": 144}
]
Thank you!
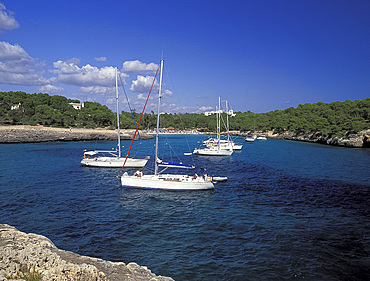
[
  {"left": 220, "top": 112, "right": 233, "bottom": 141},
  {"left": 120, "top": 65, "right": 160, "bottom": 173},
  {"left": 225, "top": 102, "right": 240, "bottom": 139},
  {"left": 163, "top": 64, "right": 196, "bottom": 167},
  {"left": 220, "top": 113, "right": 227, "bottom": 134},
  {"left": 118, "top": 71, "right": 141, "bottom": 140}
]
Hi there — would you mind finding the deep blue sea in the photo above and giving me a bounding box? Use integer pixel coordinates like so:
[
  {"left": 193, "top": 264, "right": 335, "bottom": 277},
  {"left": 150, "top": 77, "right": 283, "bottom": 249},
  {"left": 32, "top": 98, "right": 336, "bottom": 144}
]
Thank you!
[{"left": 1, "top": 135, "right": 369, "bottom": 280}]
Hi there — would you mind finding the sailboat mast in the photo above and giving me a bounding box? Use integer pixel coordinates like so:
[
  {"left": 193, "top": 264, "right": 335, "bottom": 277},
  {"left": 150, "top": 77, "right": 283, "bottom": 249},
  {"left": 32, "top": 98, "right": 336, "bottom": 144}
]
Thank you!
[
  {"left": 115, "top": 67, "right": 121, "bottom": 158},
  {"left": 218, "top": 96, "right": 221, "bottom": 150},
  {"left": 226, "top": 100, "right": 230, "bottom": 142},
  {"left": 154, "top": 59, "right": 164, "bottom": 175}
]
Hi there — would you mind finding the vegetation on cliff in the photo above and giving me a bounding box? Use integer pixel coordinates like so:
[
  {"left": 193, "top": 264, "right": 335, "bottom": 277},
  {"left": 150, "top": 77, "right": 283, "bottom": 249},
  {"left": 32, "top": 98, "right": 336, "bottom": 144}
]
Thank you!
[{"left": 1, "top": 91, "right": 369, "bottom": 137}]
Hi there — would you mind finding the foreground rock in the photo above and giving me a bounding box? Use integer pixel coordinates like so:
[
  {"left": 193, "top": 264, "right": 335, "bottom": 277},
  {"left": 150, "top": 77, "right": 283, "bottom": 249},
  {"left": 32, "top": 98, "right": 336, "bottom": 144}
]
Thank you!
[
  {"left": 0, "top": 125, "right": 153, "bottom": 144},
  {"left": 0, "top": 224, "right": 173, "bottom": 281}
]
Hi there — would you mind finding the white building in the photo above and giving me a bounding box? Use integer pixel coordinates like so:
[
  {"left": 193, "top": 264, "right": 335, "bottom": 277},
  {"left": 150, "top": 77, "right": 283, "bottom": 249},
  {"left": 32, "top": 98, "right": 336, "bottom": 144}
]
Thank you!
[
  {"left": 11, "top": 103, "right": 21, "bottom": 110},
  {"left": 69, "top": 102, "right": 85, "bottom": 110}
]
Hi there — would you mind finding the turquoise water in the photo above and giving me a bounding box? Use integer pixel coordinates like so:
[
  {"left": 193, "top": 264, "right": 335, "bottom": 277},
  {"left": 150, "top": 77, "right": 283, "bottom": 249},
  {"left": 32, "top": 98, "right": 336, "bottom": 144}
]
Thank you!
[{"left": 0, "top": 136, "right": 369, "bottom": 280}]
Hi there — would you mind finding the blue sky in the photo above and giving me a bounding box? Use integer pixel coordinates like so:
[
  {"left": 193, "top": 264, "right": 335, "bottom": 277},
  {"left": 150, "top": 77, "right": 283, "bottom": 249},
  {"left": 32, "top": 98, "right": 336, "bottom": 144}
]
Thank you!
[{"left": 0, "top": 0, "right": 369, "bottom": 114}]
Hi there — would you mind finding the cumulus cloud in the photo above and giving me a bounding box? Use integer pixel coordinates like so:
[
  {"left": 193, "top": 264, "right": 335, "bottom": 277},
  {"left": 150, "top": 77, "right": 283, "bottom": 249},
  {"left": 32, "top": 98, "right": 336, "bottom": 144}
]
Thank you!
[
  {"left": 95, "top": 56, "right": 107, "bottom": 62},
  {"left": 163, "top": 89, "right": 173, "bottom": 97},
  {"left": 80, "top": 85, "right": 115, "bottom": 95},
  {"left": 122, "top": 60, "right": 158, "bottom": 73},
  {"left": 38, "top": 84, "right": 64, "bottom": 94},
  {"left": 199, "top": 106, "right": 214, "bottom": 112},
  {"left": 0, "top": 3, "right": 19, "bottom": 33},
  {"left": 53, "top": 60, "right": 128, "bottom": 87},
  {"left": 0, "top": 41, "right": 30, "bottom": 61},
  {"left": 130, "top": 75, "right": 158, "bottom": 93},
  {"left": 0, "top": 41, "right": 51, "bottom": 85}
]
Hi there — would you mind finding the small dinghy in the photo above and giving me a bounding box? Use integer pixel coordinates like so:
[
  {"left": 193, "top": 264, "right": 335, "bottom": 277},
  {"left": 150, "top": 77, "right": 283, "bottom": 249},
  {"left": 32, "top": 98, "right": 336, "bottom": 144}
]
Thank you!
[{"left": 212, "top": 176, "right": 228, "bottom": 182}]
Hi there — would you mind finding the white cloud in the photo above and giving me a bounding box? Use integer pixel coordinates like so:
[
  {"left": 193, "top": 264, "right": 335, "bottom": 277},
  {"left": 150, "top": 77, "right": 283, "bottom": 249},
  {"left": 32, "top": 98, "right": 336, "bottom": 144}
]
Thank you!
[
  {"left": 0, "top": 41, "right": 50, "bottom": 86},
  {"left": 199, "top": 106, "right": 214, "bottom": 112},
  {"left": 65, "top": 57, "right": 81, "bottom": 65},
  {"left": 80, "top": 85, "right": 115, "bottom": 95},
  {"left": 53, "top": 60, "right": 128, "bottom": 87},
  {"left": 0, "top": 41, "right": 30, "bottom": 61},
  {"left": 163, "top": 89, "right": 173, "bottom": 97},
  {"left": 130, "top": 75, "right": 158, "bottom": 93},
  {"left": 53, "top": 60, "right": 81, "bottom": 75},
  {"left": 38, "top": 84, "right": 64, "bottom": 94},
  {"left": 0, "top": 3, "right": 19, "bottom": 33},
  {"left": 105, "top": 97, "right": 115, "bottom": 106},
  {"left": 122, "top": 60, "right": 158, "bottom": 73},
  {"left": 95, "top": 56, "right": 107, "bottom": 62},
  {"left": 137, "top": 93, "right": 146, "bottom": 100}
]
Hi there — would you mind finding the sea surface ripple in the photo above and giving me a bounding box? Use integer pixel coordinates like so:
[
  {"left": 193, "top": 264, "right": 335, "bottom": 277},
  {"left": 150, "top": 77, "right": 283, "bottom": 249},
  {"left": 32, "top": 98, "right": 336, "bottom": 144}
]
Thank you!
[{"left": 0, "top": 135, "right": 369, "bottom": 280}]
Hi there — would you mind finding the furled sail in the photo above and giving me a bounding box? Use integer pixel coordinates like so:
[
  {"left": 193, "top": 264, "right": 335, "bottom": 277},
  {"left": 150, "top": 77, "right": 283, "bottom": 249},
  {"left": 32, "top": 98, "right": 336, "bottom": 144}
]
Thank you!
[{"left": 156, "top": 158, "right": 194, "bottom": 169}]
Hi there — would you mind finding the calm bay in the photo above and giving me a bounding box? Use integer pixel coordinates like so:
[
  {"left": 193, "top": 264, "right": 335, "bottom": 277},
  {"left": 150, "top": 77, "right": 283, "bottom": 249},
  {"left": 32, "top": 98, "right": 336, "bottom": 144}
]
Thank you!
[{"left": 0, "top": 135, "right": 369, "bottom": 280}]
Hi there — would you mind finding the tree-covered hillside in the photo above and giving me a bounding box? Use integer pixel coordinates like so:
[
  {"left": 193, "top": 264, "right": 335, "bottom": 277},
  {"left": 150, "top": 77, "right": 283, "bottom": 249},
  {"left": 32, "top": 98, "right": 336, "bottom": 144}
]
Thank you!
[
  {"left": 232, "top": 99, "right": 370, "bottom": 136},
  {"left": 1, "top": 91, "right": 369, "bottom": 137},
  {"left": 0, "top": 91, "right": 115, "bottom": 128}
]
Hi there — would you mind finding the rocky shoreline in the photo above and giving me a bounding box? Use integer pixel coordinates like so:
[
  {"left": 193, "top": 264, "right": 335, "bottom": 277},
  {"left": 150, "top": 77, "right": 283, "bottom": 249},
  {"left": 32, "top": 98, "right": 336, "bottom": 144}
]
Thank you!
[
  {"left": 0, "top": 224, "right": 173, "bottom": 281},
  {"left": 0, "top": 125, "right": 153, "bottom": 144},
  {"left": 1, "top": 125, "right": 369, "bottom": 148},
  {"left": 265, "top": 129, "right": 370, "bottom": 148},
  {"left": 229, "top": 129, "right": 370, "bottom": 148}
]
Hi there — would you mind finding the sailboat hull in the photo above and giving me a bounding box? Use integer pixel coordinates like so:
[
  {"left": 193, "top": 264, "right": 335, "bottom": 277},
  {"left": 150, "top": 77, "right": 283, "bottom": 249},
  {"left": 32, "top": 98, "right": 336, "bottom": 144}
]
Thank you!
[
  {"left": 81, "top": 157, "right": 148, "bottom": 168},
  {"left": 121, "top": 173, "right": 214, "bottom": 190},
  {"left": 193, "top": 148, "right": 233, "bottom": 156},
  {"left": 232, "top": 144, "right": 243, "bottom": 150}
]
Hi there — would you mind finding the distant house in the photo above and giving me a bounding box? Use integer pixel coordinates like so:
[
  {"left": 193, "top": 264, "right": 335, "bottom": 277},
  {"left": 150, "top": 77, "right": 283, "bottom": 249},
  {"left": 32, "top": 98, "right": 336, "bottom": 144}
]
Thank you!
[
  {"left": 204, "top": 109, "right": 236, "bottom": 117},
  {"left": 69, "top": 102, "right": 85, "bottom": 110},
  {"left": 204, "top": 110, "right": 221, "bottom": 116},
  {"left": 11, "top": 103, "right": 21, "bottom": 110}
]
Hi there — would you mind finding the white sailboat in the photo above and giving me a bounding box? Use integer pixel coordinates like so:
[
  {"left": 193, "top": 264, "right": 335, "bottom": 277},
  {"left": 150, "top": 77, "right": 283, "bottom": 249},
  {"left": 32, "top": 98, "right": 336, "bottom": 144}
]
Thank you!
[
  {"left": 245, "top": 135, "right": 256, "bottom": 142},
  {"left": 256, "top": 135, "right": 267, "bottom": 140},
  {"left": 203, "top": 138, "right": 241, "bottom": 150},
  {"left": 81, "top": 67, "right": 149, "bottom": 168},
  {"left": 225, "top": 100, "right": 243, "bottom": 150},
  {"left": 121, "top": 59, "right": 214, "bottom": 190},
  {"left": 245, "top": 117, "right": 258, "bottom": 142},
  {"left": 193, "top": 97, "right": 234, "bottom": 156}
]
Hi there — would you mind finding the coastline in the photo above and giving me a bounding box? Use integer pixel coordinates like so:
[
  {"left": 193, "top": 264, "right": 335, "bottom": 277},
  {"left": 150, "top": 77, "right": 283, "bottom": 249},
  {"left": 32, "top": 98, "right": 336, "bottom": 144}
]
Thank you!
[
  {"left": 0, "top": 224, "right": 173, "bottom": 281},
  {"left": 0, "top": 125, "right": 153, "bottom": 144},
  {"left": 227, "top": 129, "right": 370, "bottom": 148},
  {"left": 263, "top": 129, "right": 370, "bottom": 148},
  {"left": 1, "top": 125, "right": 369, "bottom": 148}
]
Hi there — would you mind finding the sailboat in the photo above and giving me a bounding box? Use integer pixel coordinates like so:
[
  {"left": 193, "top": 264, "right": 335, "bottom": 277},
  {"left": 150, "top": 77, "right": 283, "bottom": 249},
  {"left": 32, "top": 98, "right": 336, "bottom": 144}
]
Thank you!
[
  {"left": 245, "top": 118, "right": 257, "bottom": 142},
  {"left": 224, "top": 100, "right": 243, "bottom": 150},
  {"left": 81, "top": 67, "right": 149, "bottom": 168},
  {"left": 120, "top": 59, "right": 214, "bottom": 190},
  {"left": 193, "top": 97, "right": 234, "bottom": 156},
  {"left": 245, "top": 135, "right": 256, "bottom": 142}
]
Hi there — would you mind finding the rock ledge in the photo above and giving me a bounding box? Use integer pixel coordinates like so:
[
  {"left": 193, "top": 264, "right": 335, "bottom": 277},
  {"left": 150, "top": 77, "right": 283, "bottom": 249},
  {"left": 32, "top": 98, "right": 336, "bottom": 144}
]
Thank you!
[
  {"left": 0, "top": 224, "right": 173, "bottom": 281},
  {"left": 266, "top": 129, "right": 370, "bottom": 148},
  {"left": 0, "top": 125, "right": 153, "bottom": 144}
]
